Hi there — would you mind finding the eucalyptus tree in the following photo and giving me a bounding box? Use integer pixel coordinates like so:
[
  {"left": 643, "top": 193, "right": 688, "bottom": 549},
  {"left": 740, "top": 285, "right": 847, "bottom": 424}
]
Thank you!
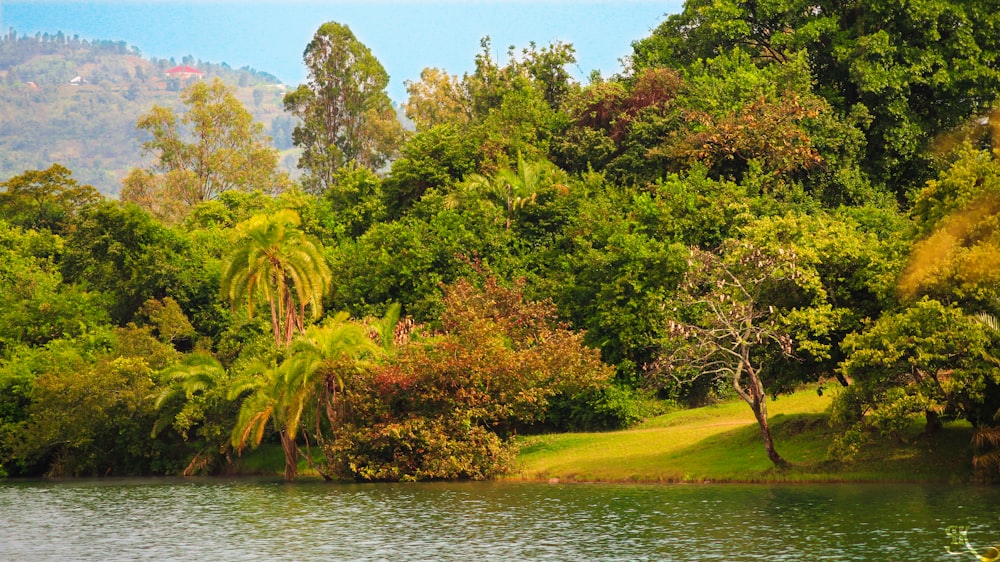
[
  {"left": 220, "top": 210, "right": 331, "bottom": 347},
  {"left": 284, "top": 21, "right": 405, "bottom": 193}
]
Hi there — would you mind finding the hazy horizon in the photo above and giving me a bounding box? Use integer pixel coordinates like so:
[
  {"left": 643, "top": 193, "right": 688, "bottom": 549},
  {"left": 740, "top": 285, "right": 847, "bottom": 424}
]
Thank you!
[{"left": 2, "top": 1, "right": 683, "bottom": 102}]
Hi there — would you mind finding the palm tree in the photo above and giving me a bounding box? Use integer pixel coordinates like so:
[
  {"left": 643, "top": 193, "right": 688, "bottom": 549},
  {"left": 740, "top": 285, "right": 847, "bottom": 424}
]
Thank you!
[
  {"left": 228, "top": 362, "right": 296, "bottom": 479},
  {"left": 220, "top": 209, "right": 331, "bottom": 347},
  {"left": 152, "top": 353, "right": 228, "bottom": 475},
  {"left": 153, "top": 353, "right": 226, "bottom": 433},
  {"left": 457, "top": 153, "right": 562, "bottom": 229},
  {"left": 230, "top": 313, "right": 379, "bottom": 481},
  {"left": 972, "top": 311, "right": 1000, "bottom": 480}
]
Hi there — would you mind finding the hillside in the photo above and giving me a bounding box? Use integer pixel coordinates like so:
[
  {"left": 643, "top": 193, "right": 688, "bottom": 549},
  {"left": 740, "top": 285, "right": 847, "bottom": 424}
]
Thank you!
[{"left": 0, "top": 30, "right": 297, "bottom": 195}]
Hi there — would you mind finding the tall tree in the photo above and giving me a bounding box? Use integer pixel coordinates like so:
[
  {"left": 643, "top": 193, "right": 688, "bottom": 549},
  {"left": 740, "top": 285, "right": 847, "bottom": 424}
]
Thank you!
[
  {"left": 404, "top": 67, "right": 472, "bottom": 132},
  {"left": 122, "top": 78, "right": 289, "bottom": 224},
  {"left": 220, "top": 210, "right": 331, "bottom": 347},
  {"left": 284, "top": 22, "right": 405, "bottom": 193}
]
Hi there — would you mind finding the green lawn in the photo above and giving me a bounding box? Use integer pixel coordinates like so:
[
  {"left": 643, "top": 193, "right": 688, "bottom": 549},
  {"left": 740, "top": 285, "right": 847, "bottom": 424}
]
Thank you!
[{"left": 512, "top": 386, "right": 975, "bottom": 484}]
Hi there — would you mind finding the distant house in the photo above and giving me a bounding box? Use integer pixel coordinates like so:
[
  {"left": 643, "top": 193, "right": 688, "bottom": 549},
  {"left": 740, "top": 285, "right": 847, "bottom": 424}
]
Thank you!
[
  {"left": 165, "top": 65, "right": 204, "bottom": 80},
  {"left": 68, "top": 76, "right": 87, "bottom": 86}
]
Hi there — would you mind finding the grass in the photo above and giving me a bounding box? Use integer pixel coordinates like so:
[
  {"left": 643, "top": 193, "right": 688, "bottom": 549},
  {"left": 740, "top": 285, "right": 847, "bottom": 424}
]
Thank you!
[
  {"left": 512, "top": 386, "right": 976, "bottom": 484},
  {"left": 228, "top": 443, "right": 327, "bottom": 478}
]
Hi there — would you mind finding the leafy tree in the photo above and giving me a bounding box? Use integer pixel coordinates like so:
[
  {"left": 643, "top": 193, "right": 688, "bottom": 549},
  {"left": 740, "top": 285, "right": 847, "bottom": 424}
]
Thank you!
[
  {"left": 61, "top": 201, "right": 207, "bottom": 326},
  {"left": 321, "top": 164, "right": 386, "bottom": 239},
  {"left": 0, "top": 164, "right": 101, "bottom": 234},
  {"left": 833, "top": 299, "right": 997, "bottom": 458},
  {"left": 404, "top": 67, "right": 472, "bottom": 131},
  {"left": 631, "top": 0, "right": 1000, "bottom": 195},
  {"left": 382, "top": 124, "right": 477, "bottom": 219},
  {"left": 283, "top": 21, "right": 405, "bottom": 193},
  {"left": 122, "top": 78, "right": 288, "bottom": 224},
  {"left": 0, "top": 221, "right": 108, "bottom": 355},
  {"left": 738, "top": 209, "right": 909, "bottom": 386},
  {"left": 656, "top": 240, "right": 831, "bottom": 467},
  {"left": 5, "top": 326, "right": 181, "bottom": 476},
  {"left": 542, "top": 183, "right": 690, "bottom": 381},
  {"left": 220, "top": 210, "right": 331, "bottom": 347},
  {"left": 136, "top": 297, "right": 197, "bottom": 349}
]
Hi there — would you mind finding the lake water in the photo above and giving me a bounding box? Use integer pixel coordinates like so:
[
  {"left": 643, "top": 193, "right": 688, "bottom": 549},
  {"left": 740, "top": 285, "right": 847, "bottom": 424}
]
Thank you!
[{"left": 1, "top": 479, "right": 998, "bottom": 561}]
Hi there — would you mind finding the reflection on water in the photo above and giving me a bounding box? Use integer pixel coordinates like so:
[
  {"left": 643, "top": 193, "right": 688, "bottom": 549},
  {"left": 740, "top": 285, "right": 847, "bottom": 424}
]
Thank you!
[{"left": 1, "top": 479, "right": 998, "bottom": 561}]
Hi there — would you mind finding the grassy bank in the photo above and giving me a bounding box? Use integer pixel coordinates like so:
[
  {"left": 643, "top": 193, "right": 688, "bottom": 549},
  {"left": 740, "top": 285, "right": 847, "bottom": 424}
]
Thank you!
[{"left": 512, "top": 386, "right": 975, "bottom": 484}]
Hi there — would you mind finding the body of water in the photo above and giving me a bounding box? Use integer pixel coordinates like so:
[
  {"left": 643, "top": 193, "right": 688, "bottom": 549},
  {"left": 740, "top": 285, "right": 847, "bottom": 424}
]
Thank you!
[{"left": 1, "top": 479, "right": 998, "bottom": 561}]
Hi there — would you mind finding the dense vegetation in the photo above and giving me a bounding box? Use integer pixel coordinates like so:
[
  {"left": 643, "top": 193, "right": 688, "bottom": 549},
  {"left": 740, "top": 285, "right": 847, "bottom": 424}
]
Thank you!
[{"left": 3, "top": 1, "right": 1000, "bottom": 483}]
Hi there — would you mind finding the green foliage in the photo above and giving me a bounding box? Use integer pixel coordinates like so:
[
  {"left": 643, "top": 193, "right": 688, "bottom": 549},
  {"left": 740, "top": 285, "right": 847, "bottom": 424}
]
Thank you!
[
  {"left": 382, "top": 124, "right": 478, "bottom": 219},
  {"left": 3, "top": 326, "right": 185, "bottom": 476},
  {"left": 284, "top": 21, "right": 405, "bottom": 193},
  {"left": 544, "top": 385, "right": 661, "bottom": 432},
  {"left": 321, "top": 164, "right": 386, "bottom": 239},
  {"left": 61, "top": 201, "right": 209, "bottom": 325},
  {"left": 0, "top": 164, "right": 101, "bottom": 234},
  {"left": 122, "top": 79, "right": 289, "bottom": 224},
  {"left": 330, "top": 417, "right": 515, "bottom": 481},
  {"left": 833, "top": 299, "right": 998, "bottom": 458},
  {"left": 220, "top": 209, "right": 331, "bottom": 347},
  {"left": 328, "top": 208, "right": 513, "bottom": 322},
  {"left": 230, "top": 313, "right": 378, "bottom": 480},
  {"left": 0, "top": 221, "right": 109, "bottom": 355},
  {"left": 631, "top": 0, "right": 1000, "bottom": 195}
]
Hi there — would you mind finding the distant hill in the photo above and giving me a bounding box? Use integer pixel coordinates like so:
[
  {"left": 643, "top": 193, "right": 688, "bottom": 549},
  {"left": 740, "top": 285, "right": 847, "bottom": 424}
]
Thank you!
[{"left": 0, "top": 30, "right": 298, "bottom": 196}]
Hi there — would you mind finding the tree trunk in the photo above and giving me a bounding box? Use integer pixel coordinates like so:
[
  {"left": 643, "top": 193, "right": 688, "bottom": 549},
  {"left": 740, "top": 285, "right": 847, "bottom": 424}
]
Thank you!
[
  {"left": 279, "top": 429, "right": 298, "bottom": 481},
  {"left": 744, "top": 366, "right": 789, "bottom": 468}
]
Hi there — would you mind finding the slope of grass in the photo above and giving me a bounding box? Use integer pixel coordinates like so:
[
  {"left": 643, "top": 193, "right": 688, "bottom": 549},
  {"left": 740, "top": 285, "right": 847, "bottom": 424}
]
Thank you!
[{"left": 513, "top": 386, "right": 975, "bottom": 484}]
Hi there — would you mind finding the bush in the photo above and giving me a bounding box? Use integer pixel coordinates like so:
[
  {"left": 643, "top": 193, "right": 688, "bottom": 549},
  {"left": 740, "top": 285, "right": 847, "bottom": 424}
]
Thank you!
[{"left": 544, "top": 385, "right": 661, "bottom": 431}]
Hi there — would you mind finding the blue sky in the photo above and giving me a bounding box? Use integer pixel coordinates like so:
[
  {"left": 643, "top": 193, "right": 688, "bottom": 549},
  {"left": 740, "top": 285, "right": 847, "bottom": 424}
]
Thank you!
[{"left": 1, "top": 1, "right": 683, "bottom": 102}]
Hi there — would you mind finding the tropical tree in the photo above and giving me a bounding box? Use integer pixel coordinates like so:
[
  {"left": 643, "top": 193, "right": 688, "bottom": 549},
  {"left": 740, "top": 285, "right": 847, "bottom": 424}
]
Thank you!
[
  {"left": 277, "top": 313, "right": 381, "bottom": 476},
  {"left": 152, "top": 352, "right": 233, "bottom": 475},
  {"left": 230, "top": 313, "right": 378, "bottom": 481},
  {"left": 458, "top": 153, "right": 562, "bottom": 230},
  {"left": 220, "top": 210, "right": 331, "bottom": 347},
  {"left": 283, "top": 21, "right": 405, "bottom": 193}
]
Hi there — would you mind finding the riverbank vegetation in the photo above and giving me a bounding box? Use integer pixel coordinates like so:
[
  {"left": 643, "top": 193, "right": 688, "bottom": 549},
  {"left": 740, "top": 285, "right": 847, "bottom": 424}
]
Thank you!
[{"left": 2, "top": 1, "right": 1000, "bottom": 484}]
